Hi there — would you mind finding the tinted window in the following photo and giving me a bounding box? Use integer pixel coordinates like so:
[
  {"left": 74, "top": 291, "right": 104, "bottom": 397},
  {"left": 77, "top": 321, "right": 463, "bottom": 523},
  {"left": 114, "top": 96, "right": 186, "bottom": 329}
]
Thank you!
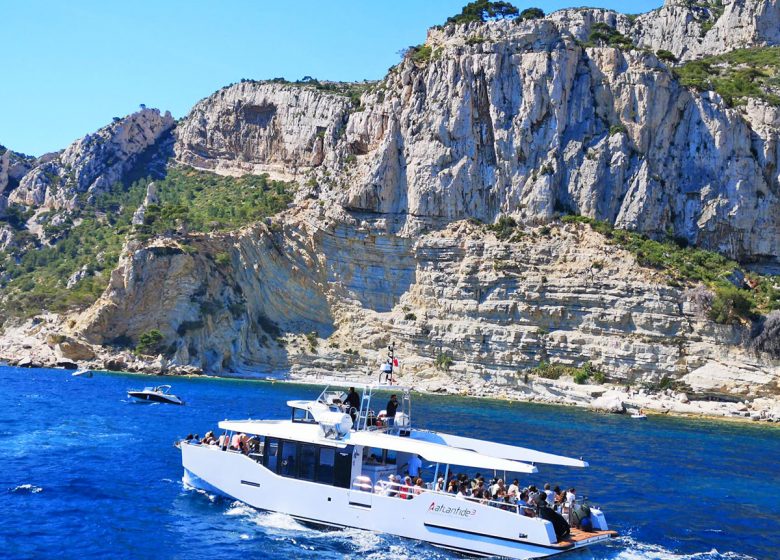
[
  {"left": 264, "top": 439, "right": 279, "bottom": 473},
  {"left": 280, "top": 441, "right": 297, "bottom": 477},
  {"left": 299, "top": 444, "right": 317, "bottom": 481},
  {"left": 317, "top": 448, "right": 335, "bottom": 484}
]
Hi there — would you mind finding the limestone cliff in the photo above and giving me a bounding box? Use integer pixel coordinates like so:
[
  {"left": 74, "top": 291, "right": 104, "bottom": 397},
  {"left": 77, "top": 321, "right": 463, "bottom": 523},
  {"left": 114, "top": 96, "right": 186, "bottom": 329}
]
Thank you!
[
  {"left": 3, "top": 1, "right": 780, "bottom": 412},
  {"left": 9, "top": 109, "right": 174, "bottom": 210},
  {"left": 172, "top": 18, "right": 779, "bottom": 265}
]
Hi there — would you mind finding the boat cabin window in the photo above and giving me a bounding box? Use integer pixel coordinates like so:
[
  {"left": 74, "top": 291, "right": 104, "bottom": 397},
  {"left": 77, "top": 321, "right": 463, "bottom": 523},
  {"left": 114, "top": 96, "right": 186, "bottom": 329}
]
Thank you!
[
  {"left": 291, "top": 408, "right": 316, "bottom": 423},
  {"left": 316, "top": 448, "right": 335, "bottom": 484},
  {"left": 264, "top": 439, "right": 279, "bottom": 472},
  {"left": 364, "top": 448, "right": 397, "bottom": 465},
  {"left": 261, "top": 438, "right": 351, "bottom": 488},
  {"left": 298, "top": 444, "right": 317, "bottom": 481}
]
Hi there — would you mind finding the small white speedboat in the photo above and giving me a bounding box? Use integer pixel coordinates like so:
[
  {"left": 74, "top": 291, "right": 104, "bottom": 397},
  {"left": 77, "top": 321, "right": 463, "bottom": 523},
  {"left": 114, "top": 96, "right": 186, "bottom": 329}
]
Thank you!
[
  {"left": 631, "top": 412, "right": 647, "bottom": 419},
  {"left": 72, "top": 368, "right": 93, "bottom": 378},
  {"left": 128, "top": 385, "right": 184, "bottom": 405}
]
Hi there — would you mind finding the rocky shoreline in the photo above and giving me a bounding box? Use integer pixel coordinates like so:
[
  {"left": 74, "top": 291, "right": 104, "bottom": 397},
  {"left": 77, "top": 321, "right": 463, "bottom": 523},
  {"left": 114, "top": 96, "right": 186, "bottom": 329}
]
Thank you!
[{"left": 2, "top": 314, "right": 778, "bottom": 426}]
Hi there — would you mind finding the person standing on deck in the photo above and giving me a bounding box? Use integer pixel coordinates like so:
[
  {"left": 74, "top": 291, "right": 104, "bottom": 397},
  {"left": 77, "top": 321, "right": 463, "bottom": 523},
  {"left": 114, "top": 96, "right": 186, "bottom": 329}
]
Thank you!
[
  {"left": 406, "top": 453, "right": 422, "bottom": 479},
  {"left": 346, "top": 387, "right": 361, "bottom": 424},
  {"left": 386, "top": 394, "right": 399, "bottom": 427}
]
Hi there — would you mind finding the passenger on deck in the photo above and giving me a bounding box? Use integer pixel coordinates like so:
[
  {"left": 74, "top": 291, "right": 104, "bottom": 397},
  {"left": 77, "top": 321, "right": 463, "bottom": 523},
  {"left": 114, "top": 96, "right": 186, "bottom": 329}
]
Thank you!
[
  {"left": 545, "top": 483, "right": 556, "bottom": 507},
  {"left": 554, "top": 486, "right": 565, "bottom": 510},
  {"left": 230, "top": 433, "right": 241, "bottom": 450},
  {"left": 565, "top": 488, "right": 576, "bottom": 512},
  {"left": 413, "top": 478, "right": 424, "bottom": 495},
  {"left": 202, "top": 431, "right": 216, "bottom": 445},
  {"left": 406, "top": 454, "right": 422, "bottom": 479},
  {"left": 190, "top": 434, "right": 201, "bottom": 445},
  {"left": 434, "top": 477, "right": 445, "bottom": 491},
  {"left": 517, "top": 491, "right": 535, "bottom": 517},
  {"left": 385, "top": 395, "right": 399, "bottom": 427},
  {"left": 491, "top": 479, "right": 505, "bottom": 499},
  {"left": 470, "top": 473, "right": 482, "bottom": 491},
  {"left": 508, "top": 479, "right": 519, "bottom": 496},
  {"left": 455, "top": 483, "right": 469, "bottom": 500},
  {"left": 217, "top": 433, "right": 228, "bottom": 450},
  {"left": 399, "top": 476, "right": 413, "bottom": 499},
  {"left": 384, "top": 474, "right": 398, "bottom": 497},
  {"left": 346, "top": 387, "right": 361, "bottom": 423},
  {"left": 447, "top": 480, "right": 458, "bottom": 494}
]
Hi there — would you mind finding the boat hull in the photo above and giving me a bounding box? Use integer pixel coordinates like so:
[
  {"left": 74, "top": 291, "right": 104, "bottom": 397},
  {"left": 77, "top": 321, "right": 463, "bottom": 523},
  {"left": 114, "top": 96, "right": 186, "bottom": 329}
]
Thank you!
[
  {"left": 128, "top": 391, "right": 183, "bottom": 405},
  {"left": 181, "top": 444, "right": 613, "bottom": 559}
]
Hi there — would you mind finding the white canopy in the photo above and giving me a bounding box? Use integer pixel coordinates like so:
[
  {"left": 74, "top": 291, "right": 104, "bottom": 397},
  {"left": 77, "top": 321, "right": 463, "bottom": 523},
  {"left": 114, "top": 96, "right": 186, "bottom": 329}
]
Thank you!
[
  {"left": 218, "top": 419, "right": 348, "bottom": 448},
  {"left": 411, "top": 430, "right": 589, "bottom": 468},
  {"left": 348, "top": 431, "right": 538, "bottom": 474}
]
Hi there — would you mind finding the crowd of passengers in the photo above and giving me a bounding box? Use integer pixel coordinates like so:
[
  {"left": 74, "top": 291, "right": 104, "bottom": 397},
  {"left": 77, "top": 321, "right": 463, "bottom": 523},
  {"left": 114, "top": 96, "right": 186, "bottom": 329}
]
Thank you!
[
  {"left": 183, "top": 432, "right": 260, "bottom": 454},
  {"left": 375, "top": 471, "right": 578, "bottom": 517}
]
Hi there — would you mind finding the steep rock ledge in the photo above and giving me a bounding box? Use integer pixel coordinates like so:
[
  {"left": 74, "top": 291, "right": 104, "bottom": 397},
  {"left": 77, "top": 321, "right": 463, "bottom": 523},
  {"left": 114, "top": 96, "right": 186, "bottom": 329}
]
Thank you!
[
  {"left": 69, "top": 213, "right": 779, "bottom": 398},
  {"left": 9, "top": 109, "right": 174, "bottom": 210}
]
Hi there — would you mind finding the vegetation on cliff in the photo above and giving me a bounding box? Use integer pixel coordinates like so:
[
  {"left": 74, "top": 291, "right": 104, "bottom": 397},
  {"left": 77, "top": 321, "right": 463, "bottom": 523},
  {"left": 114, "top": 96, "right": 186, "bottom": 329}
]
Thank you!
[
  {"left": 674, "top": 46, "right": 780, "bottom": 107},
  {"left": 0, "top": 167, "right": 295, "bottom": 320},
  {"left": 560, "top": 215, "right": 780, "bottom": 323}
]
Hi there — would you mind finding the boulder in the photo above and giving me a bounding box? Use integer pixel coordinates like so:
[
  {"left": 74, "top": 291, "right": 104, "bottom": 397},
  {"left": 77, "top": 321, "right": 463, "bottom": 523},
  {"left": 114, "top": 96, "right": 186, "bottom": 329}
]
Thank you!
[
  {"left": 590, "top": 393, "right": 626, "bottom": 414},
  {"left": 55, "top": 339, "right": 95, "bottom": 361}
]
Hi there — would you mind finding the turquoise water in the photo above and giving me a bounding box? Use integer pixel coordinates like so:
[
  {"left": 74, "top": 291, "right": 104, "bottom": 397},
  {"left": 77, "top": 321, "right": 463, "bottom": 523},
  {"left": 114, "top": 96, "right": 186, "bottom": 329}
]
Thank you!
[{"left": 1, "top": 366, "right": 778, "bottom": 559}]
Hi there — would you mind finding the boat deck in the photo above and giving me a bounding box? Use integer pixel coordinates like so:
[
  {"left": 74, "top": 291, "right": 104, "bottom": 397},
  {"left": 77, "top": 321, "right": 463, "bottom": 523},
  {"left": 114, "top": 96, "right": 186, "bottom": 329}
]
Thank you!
[{"left": 554, "top": 528, "right": 618, "bottom": 548}]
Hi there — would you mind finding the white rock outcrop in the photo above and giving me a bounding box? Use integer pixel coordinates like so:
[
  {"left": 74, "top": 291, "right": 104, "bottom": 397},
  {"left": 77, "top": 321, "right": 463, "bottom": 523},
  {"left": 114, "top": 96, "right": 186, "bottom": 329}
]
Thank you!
[{"left": 9, "top": 109, "right": 174, "bottom": 210}]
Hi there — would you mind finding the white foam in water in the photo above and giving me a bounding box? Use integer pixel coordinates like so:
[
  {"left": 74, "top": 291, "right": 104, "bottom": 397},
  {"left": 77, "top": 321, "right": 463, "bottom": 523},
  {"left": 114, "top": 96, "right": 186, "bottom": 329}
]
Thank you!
[
  {"left": 10, "top": 484, "right": 43, "bottom": 494},
  {"left": 612, "top": 536, "right": 757, "bottom": 560},
  {"left": 224, "top": 502, "right": 310, "bottom": 533}
]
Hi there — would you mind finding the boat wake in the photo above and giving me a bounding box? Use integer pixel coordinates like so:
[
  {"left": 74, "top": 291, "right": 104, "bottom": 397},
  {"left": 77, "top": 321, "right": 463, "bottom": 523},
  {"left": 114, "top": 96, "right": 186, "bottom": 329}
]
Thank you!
[
  {"left": 608, "top": 536, "right": 757, "bottom": 560},
  {"left": 9, "top": 483, "right": 43, "bottom": 494}
]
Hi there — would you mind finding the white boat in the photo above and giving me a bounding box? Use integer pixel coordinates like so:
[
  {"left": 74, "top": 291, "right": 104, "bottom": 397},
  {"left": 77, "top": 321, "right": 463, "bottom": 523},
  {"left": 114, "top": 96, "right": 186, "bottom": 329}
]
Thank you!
[
  {"left": 631, "top": 414, "right": 647, "bottom": 419},
  {"left": 180, "top": 383, "right": 616, "bottom": 558},
  {"left": 128, "top": 384, "right": 184, "bottom": 405},
  {"left": 71, "top": 368, "right": 93, "bottom": 378}
]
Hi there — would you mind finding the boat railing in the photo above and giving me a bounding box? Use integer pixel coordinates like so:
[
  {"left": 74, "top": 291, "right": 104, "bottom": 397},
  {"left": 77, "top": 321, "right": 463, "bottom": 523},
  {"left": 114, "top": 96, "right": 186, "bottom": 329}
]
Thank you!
[{"left": 367, "top": 480, "right": 537, "bottom": 514}]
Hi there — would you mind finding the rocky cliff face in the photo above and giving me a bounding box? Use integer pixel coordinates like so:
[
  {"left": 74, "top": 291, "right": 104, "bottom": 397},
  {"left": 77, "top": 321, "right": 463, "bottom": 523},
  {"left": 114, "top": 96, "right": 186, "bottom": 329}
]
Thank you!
[
  {"left": 9, "top": 109, "right": 174, "bottom": 210},
  {"left": 70, "top": 211, "right": 779, "bottom": 397},
  {"left": 167, "top": 17, "right": 780, "bottom": 265},
  {"left": 3, "top": 1, "right": 780, "bottom": 408},
  {"left": 631, "top": 0, "right": 780, "bottom": 61},
  {"left": 174, "top": 83, "right": 353, "bottom": 181}
]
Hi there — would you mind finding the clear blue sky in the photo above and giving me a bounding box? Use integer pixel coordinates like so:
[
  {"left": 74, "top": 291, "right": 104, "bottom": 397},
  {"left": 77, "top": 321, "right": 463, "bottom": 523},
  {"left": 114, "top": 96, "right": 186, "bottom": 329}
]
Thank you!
[{"left": 1, "top": 0, "right": 662, "bottom": 156}]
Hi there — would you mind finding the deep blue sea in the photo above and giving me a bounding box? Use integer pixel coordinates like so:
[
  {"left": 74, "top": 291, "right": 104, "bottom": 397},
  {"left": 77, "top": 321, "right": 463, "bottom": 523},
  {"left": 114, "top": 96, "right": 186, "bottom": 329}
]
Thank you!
[{"left": 1, "top": 366, "right": 778, "bottom": 560}]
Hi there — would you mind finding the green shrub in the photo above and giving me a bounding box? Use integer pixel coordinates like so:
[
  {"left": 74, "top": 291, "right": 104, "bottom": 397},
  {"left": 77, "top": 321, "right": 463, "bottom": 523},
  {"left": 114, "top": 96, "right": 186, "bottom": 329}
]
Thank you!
[
  {"left": 674, "top": 46, "right": 780, "bottom": 107},
  {"left": 411, "top": 45, "right": 433, "bottom": 64},
  {"left": 136, "top": 329, "right": 164, "bottom": 355},
  {"left": 445, "top": 0, "right": 519, "bottom": 25},
  {"left": 435, "top": 352, "right": 454, "bottom": 370},
  {"left": 487, "top": 215, "right": 518, "bottom": 241},
  {"left": 306, "top": 331, "right": 319, "bottom": 349},
  {"left": 609, "top": 123, "right": 627, "bottom": 136},
  {"left": 656, "top": 49, "right": 677, "bottom": 63},
  {"left": 215, "top": 252, "right": 231, "bottom": 267},
  {"left": 573, "top": 370, "right": 589, "bottom": 384},
  {"left": 586, "top": 23, "right": 634, "bottom": 50},
  {"left": 519, "top": 7, "right": 544, "bottom": 20},
  {"left": 709, "top": 283, "right": 753, "bottom": 324},
  {"left": 465, "top": 36, "right": 485, "bottom": 46},
  {"left": 404, "top": 312, "right": 417, "bottom": 321}
]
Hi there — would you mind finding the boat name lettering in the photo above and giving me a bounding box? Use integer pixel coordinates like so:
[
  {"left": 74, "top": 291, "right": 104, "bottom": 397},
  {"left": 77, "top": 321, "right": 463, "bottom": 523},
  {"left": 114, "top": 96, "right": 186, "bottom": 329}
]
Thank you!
[{"left": 428, "top": 502, "right": 476, "bottom": 518}]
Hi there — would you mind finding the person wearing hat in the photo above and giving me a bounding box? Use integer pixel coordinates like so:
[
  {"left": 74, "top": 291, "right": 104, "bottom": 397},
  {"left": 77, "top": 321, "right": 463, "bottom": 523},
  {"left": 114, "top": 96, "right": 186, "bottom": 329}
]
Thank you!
[{"left": 386, "top": 394, "right": 399, "bottom": 427}]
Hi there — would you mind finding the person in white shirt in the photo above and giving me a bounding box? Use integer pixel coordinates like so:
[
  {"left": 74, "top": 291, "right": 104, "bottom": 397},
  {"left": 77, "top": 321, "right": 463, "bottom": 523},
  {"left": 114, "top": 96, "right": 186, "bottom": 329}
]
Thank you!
[
  {"left": 508, "top": 479, "right": 520, "bottom": 496},
  {"left": 544, "top": 482, "right": 555, "bottom": 507},
  {"left": 565, "top": 487, "right": 576, "bottom": 512}
]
